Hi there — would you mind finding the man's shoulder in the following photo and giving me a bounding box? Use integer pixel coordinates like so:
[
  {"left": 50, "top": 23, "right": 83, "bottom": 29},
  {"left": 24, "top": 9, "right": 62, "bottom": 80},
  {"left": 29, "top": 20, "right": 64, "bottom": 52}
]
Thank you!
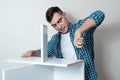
[
  {"left": 69, "top": 20, "right": 83, "bottom": 30},
  {"left": 52, "top": 32, "right": 61, "bottom": 37},
  {"left": 50, "top": 32, "right": 61, "bottom": 41},
  {"left": 71, "top": 19, "right": 83, "bottom": 26}
]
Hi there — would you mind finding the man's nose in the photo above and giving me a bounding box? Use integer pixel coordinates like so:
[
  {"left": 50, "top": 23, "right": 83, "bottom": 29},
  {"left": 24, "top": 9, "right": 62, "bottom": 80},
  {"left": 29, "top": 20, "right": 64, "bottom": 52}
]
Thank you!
[{"left": 57, "top": 24, "right": 62, "bottom": 29}]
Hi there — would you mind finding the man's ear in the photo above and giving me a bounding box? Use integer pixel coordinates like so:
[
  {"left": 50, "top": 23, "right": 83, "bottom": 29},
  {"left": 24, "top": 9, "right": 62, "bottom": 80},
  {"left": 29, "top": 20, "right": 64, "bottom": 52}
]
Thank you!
[{"left": 63, "top": 12, "right": 67, "bottom": 17}]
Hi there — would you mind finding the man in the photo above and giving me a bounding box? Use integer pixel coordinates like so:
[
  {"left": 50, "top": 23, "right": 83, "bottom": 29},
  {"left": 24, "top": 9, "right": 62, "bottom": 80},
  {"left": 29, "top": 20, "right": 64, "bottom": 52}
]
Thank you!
[{"left": 22, "top": 6, "right": 105, "bottom": 80}]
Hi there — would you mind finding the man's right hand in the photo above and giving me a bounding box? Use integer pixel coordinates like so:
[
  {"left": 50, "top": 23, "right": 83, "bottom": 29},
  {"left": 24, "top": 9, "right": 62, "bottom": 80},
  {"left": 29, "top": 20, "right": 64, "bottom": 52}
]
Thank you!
[{"left": 21, "top": 50, "right": 40, "bottom": 58}]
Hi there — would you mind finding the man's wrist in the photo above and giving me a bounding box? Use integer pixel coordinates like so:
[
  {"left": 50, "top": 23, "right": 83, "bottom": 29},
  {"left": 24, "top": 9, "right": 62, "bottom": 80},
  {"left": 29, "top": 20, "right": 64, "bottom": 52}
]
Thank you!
[{"left": 77, "top": 28, "right": 83, "bottom": 35}]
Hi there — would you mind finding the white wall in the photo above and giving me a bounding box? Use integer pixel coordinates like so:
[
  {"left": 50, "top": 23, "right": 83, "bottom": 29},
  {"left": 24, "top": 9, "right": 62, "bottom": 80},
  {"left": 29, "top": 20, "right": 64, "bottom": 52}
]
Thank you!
[{"left": 0, "top": 0, "right": 120, "bottom": 80}]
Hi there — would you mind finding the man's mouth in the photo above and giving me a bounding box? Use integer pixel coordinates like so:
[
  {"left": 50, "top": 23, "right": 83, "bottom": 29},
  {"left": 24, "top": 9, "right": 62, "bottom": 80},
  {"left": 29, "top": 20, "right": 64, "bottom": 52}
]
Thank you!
[
  {"left": 62, "top": 26, "right": 65, "bottom": 30},
  {"left": 59, "top": 26, "right": 66, "bottom": 33}
]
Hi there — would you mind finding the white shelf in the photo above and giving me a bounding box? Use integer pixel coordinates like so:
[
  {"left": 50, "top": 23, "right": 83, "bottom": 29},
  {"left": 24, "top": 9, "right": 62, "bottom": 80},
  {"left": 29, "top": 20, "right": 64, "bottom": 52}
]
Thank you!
[
  {"left": 6, "top": 57, "right": 83, "bottom": 67},
  {"left": 3, "top": 24, "right": 84, "bottom": 80}
]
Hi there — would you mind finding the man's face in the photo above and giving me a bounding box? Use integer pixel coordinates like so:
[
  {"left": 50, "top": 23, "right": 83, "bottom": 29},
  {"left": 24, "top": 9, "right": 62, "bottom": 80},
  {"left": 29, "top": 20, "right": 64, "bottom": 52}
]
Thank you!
[{"left": 50, "top": 12, "right": 69, "bottom": 34}]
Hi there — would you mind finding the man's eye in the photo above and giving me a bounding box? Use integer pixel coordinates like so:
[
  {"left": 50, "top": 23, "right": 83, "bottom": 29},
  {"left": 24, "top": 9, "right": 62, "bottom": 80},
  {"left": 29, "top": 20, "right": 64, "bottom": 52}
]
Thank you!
[
  {"left": 58, "top": 18, "right": 62, "bottom": 23},
  {"left": 53, "top": 24, "right": 56, "bottom": 28}
]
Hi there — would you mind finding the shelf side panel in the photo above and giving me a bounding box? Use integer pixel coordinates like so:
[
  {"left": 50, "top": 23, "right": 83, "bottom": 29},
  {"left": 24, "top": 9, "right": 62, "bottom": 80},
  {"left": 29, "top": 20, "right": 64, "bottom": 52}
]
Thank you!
[
  {"left": 54, "top": 62, "right": 84, "bottom": 80},
  {"left": 3, "top": 65, "right": 54, "bottom": 80},
  {"left": 41, "top": 24, "right": 48, "bottom": 62}
]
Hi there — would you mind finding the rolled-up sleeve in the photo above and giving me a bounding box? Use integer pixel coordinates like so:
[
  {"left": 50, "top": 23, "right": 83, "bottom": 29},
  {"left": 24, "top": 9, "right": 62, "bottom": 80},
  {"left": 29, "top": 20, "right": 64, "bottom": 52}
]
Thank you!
[{"left": 89, "top": 10, "right": 105, "bottom": 26}]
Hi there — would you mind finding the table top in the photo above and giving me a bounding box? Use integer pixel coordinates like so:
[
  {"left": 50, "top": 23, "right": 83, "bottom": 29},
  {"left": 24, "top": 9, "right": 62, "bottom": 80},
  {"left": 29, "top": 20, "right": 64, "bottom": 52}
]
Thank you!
[{"left": 6, "top": 57, "right": 84, "bottom": 67}]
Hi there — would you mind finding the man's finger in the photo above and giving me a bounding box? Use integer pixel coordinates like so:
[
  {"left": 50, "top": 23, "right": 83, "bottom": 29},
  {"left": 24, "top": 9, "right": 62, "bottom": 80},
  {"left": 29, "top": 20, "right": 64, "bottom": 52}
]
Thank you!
[
  {"left": 76, "top": 44, "right": 83, "bottom": 48},
  {"left": 74, "top": 41, "right": 83, "bottom": 48}
]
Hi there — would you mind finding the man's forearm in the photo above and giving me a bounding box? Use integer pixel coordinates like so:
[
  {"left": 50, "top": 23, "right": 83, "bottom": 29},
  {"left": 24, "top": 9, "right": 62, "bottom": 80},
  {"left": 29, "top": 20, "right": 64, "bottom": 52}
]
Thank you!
[{"left": 78, "top": 18, "right": 96, "bottom": 33}]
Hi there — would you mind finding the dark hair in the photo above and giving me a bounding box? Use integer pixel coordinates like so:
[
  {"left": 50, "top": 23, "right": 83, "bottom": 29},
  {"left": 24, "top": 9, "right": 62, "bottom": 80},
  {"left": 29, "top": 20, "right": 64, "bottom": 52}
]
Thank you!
[{"left": 46, "top": 6, "right": 63, "bottom": 22}]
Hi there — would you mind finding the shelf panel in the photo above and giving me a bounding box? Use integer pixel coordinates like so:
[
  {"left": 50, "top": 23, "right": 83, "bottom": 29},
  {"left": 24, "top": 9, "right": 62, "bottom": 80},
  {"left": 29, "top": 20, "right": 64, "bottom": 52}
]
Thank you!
[
  {"left": 6, "top": 57, "right": 83, "bottom": 67},
  {"left": 3, "top": 65, "right": 54, "bottom": 80}
]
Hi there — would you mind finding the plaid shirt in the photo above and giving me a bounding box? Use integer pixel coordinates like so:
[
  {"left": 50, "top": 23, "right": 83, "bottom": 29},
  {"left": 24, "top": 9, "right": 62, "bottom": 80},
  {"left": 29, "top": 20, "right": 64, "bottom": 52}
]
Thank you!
[{"left": 45, "top": 10, "right": 105, "bottom": 80}]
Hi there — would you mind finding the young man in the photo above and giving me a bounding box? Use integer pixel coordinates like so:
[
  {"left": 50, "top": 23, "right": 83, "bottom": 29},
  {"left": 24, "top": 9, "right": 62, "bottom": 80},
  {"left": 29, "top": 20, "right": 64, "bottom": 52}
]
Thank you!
[{"left": 22, "top": 6, "right": 105, "bottom": 80}]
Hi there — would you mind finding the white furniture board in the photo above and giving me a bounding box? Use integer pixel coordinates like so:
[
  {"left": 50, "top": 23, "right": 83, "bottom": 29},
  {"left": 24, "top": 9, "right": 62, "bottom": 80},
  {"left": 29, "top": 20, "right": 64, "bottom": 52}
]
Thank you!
[
  {"left": 54, "top": 62, "right": 84, "bottom": 80},
  {"left": 2, "top": 65, "right": 54, "bottom": 80},
  {"left": 6, "top": 57, "right": 83, "bottom": 67},
  {"left": 40, "top": 24, "right": 48, "bottom": 62},
  {"left": 3, "top": 63, "right": 84, "bottom": 80}
]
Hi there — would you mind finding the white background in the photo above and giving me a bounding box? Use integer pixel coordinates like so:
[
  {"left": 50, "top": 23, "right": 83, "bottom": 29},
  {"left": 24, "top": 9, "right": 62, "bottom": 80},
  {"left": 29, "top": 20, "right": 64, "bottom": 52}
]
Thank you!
[{"left": 0, "top": 0, "right": 120, "bottom": 80}]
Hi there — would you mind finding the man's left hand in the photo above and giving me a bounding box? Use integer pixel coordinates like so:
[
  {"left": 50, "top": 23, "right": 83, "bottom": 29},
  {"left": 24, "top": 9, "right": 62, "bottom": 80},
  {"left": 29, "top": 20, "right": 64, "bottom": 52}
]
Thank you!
[{"left": 74, "top": 29, "right": 83, "bottom": 48}]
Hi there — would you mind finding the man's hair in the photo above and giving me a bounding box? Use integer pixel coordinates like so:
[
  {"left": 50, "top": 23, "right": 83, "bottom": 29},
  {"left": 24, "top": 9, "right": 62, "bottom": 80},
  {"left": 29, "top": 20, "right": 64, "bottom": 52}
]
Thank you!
[{"left": 46, "top": 6, "right": 63, "bottom": 23}]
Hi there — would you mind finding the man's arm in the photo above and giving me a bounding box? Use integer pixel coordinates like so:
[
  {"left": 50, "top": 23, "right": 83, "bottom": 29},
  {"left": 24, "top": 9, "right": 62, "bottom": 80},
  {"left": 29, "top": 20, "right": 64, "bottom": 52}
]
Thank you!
[
  {"left": 21, "top": 34, "right": 57, "bottom": 58},
  {"left": 77, "top": 18, "right": 95, "bottom": 33},
  {"left": 74, "top": 18, "right": 95, "bottom": 48},
  {"left": 78, "top": 10, "right": 105, "bottom": 33},
  {"left": 74, "top": 10, "right": 105, "bottom": 48}
]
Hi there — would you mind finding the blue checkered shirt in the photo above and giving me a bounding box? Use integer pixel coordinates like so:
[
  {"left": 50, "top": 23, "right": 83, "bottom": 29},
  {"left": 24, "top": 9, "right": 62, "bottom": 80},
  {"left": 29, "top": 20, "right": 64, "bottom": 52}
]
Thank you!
[{"left": 41, "top": 10, "right": 105, "bottom": 80}]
